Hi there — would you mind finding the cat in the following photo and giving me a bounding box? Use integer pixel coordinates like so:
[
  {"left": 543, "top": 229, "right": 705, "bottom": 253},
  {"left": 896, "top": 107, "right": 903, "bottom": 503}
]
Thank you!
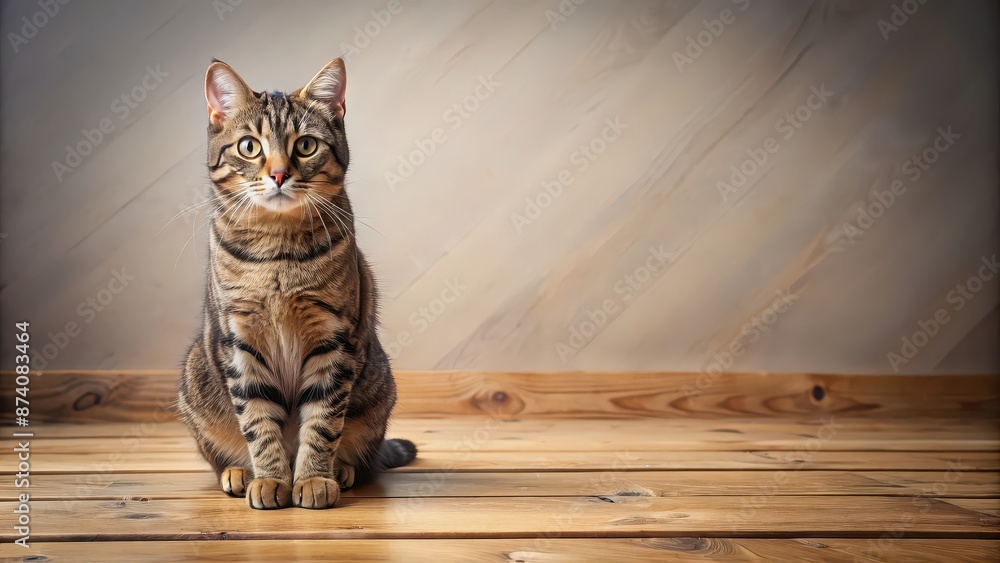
[{"left": 177, "top": 58, "right": 416, "bottom": 510}]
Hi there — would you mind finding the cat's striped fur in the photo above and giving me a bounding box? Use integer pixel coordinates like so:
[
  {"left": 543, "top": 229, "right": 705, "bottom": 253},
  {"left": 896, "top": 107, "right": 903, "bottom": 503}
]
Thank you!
[{"left": 178, "top": 58, "right": 415, "bottom": 510}]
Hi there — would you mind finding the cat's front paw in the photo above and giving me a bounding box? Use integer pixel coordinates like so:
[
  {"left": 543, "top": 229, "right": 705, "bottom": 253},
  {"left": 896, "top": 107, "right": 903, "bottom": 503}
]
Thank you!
[
  {"left": 221, "top": 466, "right": 251, "bottom": 497},
  {"left": 293, "top": 476, "right": 340, "bottom": 509},
  {"left": 246, "top": 477, "right": 292, "bottom": 509}
]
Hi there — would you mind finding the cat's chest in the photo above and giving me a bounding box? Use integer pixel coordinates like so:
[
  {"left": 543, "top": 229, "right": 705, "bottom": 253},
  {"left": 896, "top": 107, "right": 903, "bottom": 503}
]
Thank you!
[{"left": 217, "top": 264, "right": 353, "bottom": 380}]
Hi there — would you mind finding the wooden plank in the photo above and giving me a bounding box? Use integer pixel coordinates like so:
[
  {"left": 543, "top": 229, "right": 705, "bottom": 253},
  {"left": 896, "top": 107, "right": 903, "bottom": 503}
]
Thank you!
[
  {"left": 3, "top": 422, "right": 190, "bottom": 439},
  {"left": 4, "top": 418, "right": 969, "bottom": 439},
  {"left": 947, "top": 499, "right": 1000, "bottom": 517},
  {"left": 12, "top": 418, "right": 983, "bottom": 439},
  {"left": 6, "top": 419, "right": 995, "bottom": 474},
  {"left": 8, "top": 418, "right": 999, "bottom": 452},
  {"left": 3, "top": 371, "right": 997, "bottom": 424},
  {"left": 9, "top": 538, "right": 1000, "bottom": 562},
  {"left": 7, "top": 448, "right": 996, "bottom": 474},
  {"left": 4, "top": 470, "right": 996, "bottom": 502},
  {"left": 0, "top": 370, "right": 179, "bottom": 425},
  {"left": 4, "top": 496, "right": 997, "bottom": 541},
  {"left": 14, "top": 428, "right": 999, "bottom": 454},
  {"left": 396, "top": 371, "right": 1000, "bottom": 421}
]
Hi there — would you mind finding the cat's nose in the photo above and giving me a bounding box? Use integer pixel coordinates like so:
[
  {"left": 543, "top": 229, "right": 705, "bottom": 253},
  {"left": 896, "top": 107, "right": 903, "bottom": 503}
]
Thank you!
[{"left": 270, "top": 170, "right": 287, "bottom": 187}]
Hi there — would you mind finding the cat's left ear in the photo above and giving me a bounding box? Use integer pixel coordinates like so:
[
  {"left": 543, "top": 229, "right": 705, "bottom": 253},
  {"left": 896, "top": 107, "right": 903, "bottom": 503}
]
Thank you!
[
  {"left": 298, "top": 59, "right": 346, "bottom": 119},
  {"left": 205, "top": 60, "right": 254, "bottom": 129}
]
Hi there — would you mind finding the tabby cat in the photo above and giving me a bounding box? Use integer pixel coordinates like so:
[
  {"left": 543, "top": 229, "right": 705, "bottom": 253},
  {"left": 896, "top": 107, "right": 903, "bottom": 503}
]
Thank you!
[{"left": 178, "top": 58, "right": 416, "bottom": 510}]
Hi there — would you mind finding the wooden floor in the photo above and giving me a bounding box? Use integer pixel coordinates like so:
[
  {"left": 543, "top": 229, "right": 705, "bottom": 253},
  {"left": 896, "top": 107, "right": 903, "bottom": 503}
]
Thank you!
[
  {"left": 2, "top": 418, "right": 998, "bottom": 561},
  {"left": 2, "top": 372, "right": 998, "bottom": 561}
]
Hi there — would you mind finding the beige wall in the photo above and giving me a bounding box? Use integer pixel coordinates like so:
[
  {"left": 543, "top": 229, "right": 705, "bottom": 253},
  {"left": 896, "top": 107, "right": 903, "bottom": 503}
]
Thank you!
[{"left": 1, "top": 0, "right": 996, "bottom": 373}]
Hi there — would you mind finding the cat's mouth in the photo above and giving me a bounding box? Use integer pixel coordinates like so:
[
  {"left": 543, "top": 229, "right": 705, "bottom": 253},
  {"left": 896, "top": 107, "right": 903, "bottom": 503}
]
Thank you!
[{"left": 253, "top": 190, "right": 303, "bottom": 213}]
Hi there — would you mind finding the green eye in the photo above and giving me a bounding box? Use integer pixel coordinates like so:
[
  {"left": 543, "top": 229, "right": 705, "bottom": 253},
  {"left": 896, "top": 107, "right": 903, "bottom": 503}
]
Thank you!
[
  {"left": 237, "top": 136, "right": 261, "bottom": 158},
  {"left": 295, "top": 136, "right": 318, "bottom": 157}
]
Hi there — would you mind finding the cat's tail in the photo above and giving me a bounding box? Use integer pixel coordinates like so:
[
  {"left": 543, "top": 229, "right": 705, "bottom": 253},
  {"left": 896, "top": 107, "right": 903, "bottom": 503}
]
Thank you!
[{"left": 380, "top": 438, "right": 417, "bottom": 469}]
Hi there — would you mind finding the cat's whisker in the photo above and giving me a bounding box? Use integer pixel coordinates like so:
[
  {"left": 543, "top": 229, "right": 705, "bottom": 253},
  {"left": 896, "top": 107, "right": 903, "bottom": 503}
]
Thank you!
[
  {"left": 293, "top": 190, "right": 319, "bottom": 246},
  {"left": 170, "top": 189, "right": 239, "bottom": 270},
  {"left": 158, "top": 199, "right": 214, "bottom": 237},
  {"left": 157, "top": 190, "right": 242, "bottom": 238},
  {"left": 307, "top": 197, "right": 333, "bottom": 249},
  {"left": 213, "top": 192, "right": 255, "bottom": 262},
  {"left": 353, "top": 218, "right": 385, "bottom": 240},
  {"left": 297, "top": 196, "right": 309, "bottom": 226},
  {"left": 172, "top": 207, "right": 220, "bottom": 273},
  {"left": 230, "top": 191, "right": 259, "bottom": 232},
  {"left": 305, "top": 198, "right": 330, "bottom": 250},
  {"left": 306, "top": 199, "right": 318, "bottom": 247},
  {"left": 319, "top": 198, "right": 361, "bottom": 245},
  {"left": 328, "top": 207, "right": 354, "bottom": 245},
  {"left": 307, "top": 195, "right": 354, "bottom": 245},
  {"left": 293, "top": 182, "right": 380, "bottom": 239},
  {"left": 339, "top": 210, "right": 383, "bottom": 241}
]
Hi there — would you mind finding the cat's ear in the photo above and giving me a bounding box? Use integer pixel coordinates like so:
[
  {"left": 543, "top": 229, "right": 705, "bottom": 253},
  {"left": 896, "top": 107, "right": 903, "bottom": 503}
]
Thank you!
[
  {"left": 205, "top": 60, "right": 254, "bottom": 129},
  {"left": 298, "top": 59, "right": 346, "bottom": 119}
]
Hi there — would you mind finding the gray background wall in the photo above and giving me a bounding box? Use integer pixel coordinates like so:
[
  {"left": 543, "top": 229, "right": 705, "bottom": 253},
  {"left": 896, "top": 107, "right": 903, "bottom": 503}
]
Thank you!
[{"left": 1, "top": 0, "right": 997, "bottom": 373}]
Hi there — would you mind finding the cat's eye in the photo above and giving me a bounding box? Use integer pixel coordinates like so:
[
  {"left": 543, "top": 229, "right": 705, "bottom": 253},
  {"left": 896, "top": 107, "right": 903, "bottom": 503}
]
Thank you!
[
  {"left": 237, "top": 136, "right": 261, "bottom": 158},
  {"left": 295, "top": 136, "right": 318, "bottom": 157}
]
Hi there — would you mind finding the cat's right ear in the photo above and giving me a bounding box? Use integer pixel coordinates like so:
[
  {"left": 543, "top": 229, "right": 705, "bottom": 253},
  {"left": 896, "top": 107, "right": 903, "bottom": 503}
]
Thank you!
[
  {"left": 205, "top": 61, "right": 253, "bottom": 130},
  {"left": 299, "top": 59, "right": 347, "bottom": 119}
]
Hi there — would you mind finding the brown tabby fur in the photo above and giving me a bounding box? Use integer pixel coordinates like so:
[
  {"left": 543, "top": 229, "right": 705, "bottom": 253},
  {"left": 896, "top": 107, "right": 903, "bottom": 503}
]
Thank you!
[{"left": 178, "top": 58, "right": 415, "bottom": 510}]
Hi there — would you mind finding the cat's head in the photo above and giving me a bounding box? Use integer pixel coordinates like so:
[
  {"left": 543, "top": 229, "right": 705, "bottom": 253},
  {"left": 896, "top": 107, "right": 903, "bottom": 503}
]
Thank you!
[{"left": 204, "top": 59, "right": 349, "bottom": 215}]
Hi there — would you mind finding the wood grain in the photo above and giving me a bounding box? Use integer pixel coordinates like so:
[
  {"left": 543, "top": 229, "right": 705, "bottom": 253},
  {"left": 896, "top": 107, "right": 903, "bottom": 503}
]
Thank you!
[
  {"left": 9, "top": 539, "right": 998, "bottom": 563},
  {"left": 4, "top": 470, "right": 996, "bottom": 502},
  {"left": 10, "top": 449, "right": 996, "bottom": 474},
  {"left": 3, "top": 370, "right": 997, "bottom": 423},
  {"left": 4, "top": 417, "right": 996, "bottom": 477},
  {"left": 4, "top": 496, "right": 997, "bottom": 542},
  {"left": 13, "top": 417, "right": 999, "bottom": 439},
  {"left": 1, "top": 407, "right": 995, "bottom": 556},
  {"left": 12, "top": 419, "right": 1000, "bottom": 452}
]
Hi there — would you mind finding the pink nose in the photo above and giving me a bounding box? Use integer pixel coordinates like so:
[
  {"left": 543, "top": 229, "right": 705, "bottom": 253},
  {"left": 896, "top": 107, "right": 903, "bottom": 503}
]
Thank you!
[{"left": 271, "top": 171, "right": 287, "bottom": 187}]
